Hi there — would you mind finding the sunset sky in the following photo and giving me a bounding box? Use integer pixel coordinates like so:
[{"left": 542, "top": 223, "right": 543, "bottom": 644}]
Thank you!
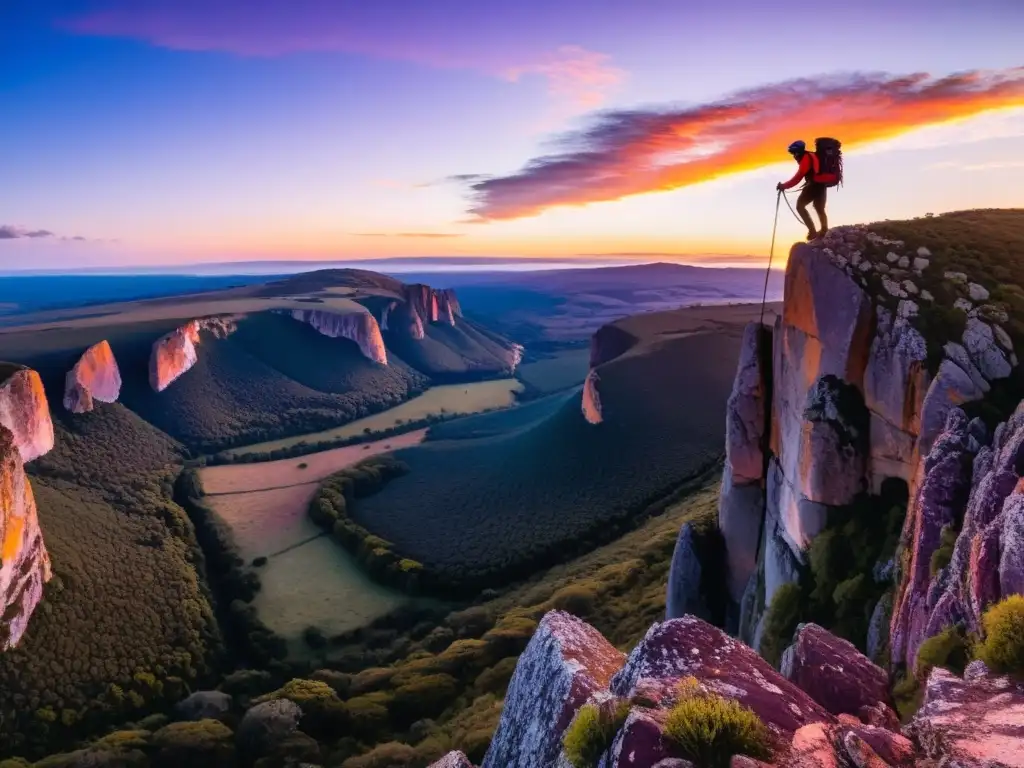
[{"left": 2, "top": 0, "right": 1023, "bottom": 271}]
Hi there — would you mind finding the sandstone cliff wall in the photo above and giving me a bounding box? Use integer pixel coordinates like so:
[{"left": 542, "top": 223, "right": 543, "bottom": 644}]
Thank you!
[
  {"left": 64, "top": 340, "right": 122, "bottom": 413},
  {"left": 709, "top": 226, "right": 1019, "bottom": 674},
  {"left": 149, "top": 316, "right": 237, "bottom": 392},
  {"left": 0, "top": 366, "right": 54, "bottom": 651},
  {"left": 286, "top": 308, "right": 387, "bottom": 365}
]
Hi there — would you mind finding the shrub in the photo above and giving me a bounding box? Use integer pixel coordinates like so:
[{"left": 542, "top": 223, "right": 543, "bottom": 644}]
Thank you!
[
  {"left": 341, "top": 741, "right": 417, "bottom": 768},
  {"left": 562, "top": 701, "right": 629, "bottom": 768},
  {"left": 976, "top": 595, "right": 1024, "bottom": 674},
  {"left": 663, "top": 694, "right": 772, "bottom": 767},
  {"left": 915, "top": 625, "right": 970, "bottom": 680},
  {"left": 929, "top": 525, "right": 958, "bottom": 577},
  {"left": 552, "top": 586, "right": 598, "bottom": 616},
  {"left": 150, "top": 720, "right": 236, "bottom": 768},
  {"left": 759, "top": 583, "right": 803, "bottom": 668}
]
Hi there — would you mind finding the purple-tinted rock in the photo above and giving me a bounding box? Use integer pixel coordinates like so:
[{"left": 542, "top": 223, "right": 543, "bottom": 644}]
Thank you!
[
  {"left": 665, "top": 523, "right": 705, "bottom": 621},
  {"left": 910, "top": 666, "right": 1024, "bottom": 767},
  {"left": 919, "top": 359, "right": 986, "bottom": 456},
  {"left": 725, "top": 322, "right": 769, "bottom": 484},
  {"left": 718, "top": 464, "right": 764, "bottom": 603},
  {"left": 890, "top": 408, "right": 974, "bottom": 671},
  {"left": 611, "top": 616, "right": 832, "bottom": 754},
  {"left": 962, "top": 317, "right": 1012, "bottom": 382},
  {"left": 780, "top": 623, "right": 891, "bottom": 718},
  {"left": 482, "top": 611, "right": 625, "bottom": 768},
  {"left": 429, "top": 752, "right": 475, "bottom": 768},
  {"left": 998, "top": 490, "right": 1024, "bottom": 597},
  {"left": 602, "top": 710, "right": 674, "bottom": 768},
  {"left": 582, "top": 369, "right": 602, "bottom": 425}
]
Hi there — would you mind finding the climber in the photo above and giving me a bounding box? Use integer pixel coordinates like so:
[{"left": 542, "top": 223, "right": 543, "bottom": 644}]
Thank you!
[{"left": 777, "top": 139, "right": 830, "bottom": 241}]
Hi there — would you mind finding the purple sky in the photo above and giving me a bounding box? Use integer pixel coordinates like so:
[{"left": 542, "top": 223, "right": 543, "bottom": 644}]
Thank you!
[{"left": 1, "top": 0, "right": 1022, "bottom": 270}]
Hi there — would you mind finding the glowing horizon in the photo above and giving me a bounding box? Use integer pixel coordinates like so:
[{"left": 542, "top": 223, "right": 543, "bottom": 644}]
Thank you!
[{"left": 2, "top": 1, "right": 1022, "bottom": 270}]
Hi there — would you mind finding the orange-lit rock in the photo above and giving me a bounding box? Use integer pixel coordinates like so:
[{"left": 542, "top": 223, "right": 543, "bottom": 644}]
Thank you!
[
  {"left": 288, "top": 309, "right": 387, "bottom": 364},
  {"left": 0, "top": 424, "right": 51, "bottom": 650},
  {"left": 581, "top": 369, "right": 602, "bottom": 424},
  {"left": 149, "top": 317, "right": 237, "bottom": 392},
  {"left": 0, "top": 365, "right": 54, "bottom": 463},
  {"left": 63, "top": 340, "right": 122, "bottom": 413}
]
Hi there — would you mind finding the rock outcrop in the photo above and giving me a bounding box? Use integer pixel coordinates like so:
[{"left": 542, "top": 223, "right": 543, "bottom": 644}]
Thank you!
[
  {"left": 287, "top": 308, "right": 388, "bottom": 365},
  {"left": 380, "top": 284, "right": 463, "bottom": 339},
  {"left": 63, "top": 340, "right": 122, "bottom": 413},
  {"left": 149, "top": 316, "right": 237, "bottom": 392},
  {"left": 482, "top": 611, "right": 625, "bottom": 768},
  {"left": 909, "top": 662, "right": 1024, "bottom": 767},
  {"left": 0, "top": 365, "right": 54, "bottom": 463},
  {"left": 780, "top": 623, "right": 892, "bottom": 718},
  {"left": 1, "top": 370, "right": 54, "bottom": 650},
  {"left": 581, "top": 369, "right": 602, "bottom": 424},
  {"left": 466, "top": 612, "right": 1024, "bottom": 766},
  {"left": 719, "top": 226, "right": 1017, "bottom": 654}
]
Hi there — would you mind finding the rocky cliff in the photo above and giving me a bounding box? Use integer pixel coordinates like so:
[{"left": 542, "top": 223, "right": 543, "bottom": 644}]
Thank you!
[
  {"left": 0, "top": 365, "right": 54, "bottom": 462},
  {"left": 286, "top": 308, "right": 388, "bottom": 365},
  {"left": 0, "top": 365, "right": 53, "bottom": 651},
  {"left": 429, "top": 612, "right": 1023, "bottom": 767},
  {"left": 579, "top": 324, "right": 641, "bottom": 424},
  {"left": 63, "top": 340, "right": 122, "bottom": 413},
  {"left": 149, "top": 316, "right": 237, "bottom": 392},
  {"left": 713, "top": 227, "right": 1019, "bottom": 663},
  {"left": 381, "top": 284, "right": 462, "bottom": 340}
]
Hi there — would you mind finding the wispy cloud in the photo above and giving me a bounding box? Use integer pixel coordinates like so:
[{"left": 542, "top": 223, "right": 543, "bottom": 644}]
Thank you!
[
  {"left": 0, "top": 226, "right": 54, "bottom": 239},
  {"left": 0, "top": 225, "right": 97, "bottom": 242},
  {"left": 927, "top": 159, "right": 1024, "bottom": 171},
  {"left": 64, "top": 2, "right": 623, "bottom": 108},
  {"left": 352, "top": 232, "right": 465, "bottom": 239},
  {"left": 460, "top": 67, "right": 1024, "bottom": 221}
]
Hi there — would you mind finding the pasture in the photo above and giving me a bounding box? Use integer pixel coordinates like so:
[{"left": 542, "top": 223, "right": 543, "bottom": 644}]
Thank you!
[
  {"left": 221, "top": 378, "right": 522, "bottom": 456},
  {"left": 516, "top": 347, "right": 590, "bottom": 393}
]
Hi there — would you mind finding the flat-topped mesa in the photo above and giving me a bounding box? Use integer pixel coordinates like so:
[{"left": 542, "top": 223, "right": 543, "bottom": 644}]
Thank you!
[
  {"left": 149, "top": 316, "right": 237, "bottom": 392},
  {"left": 63, "top": 340, "right": 122, "bottom": 413},
  {"left": 0, "top": 365, "right": 54, "bottom": 463},
  {"left": 286, "top": 308, "right": 387, "bottom": 365}
]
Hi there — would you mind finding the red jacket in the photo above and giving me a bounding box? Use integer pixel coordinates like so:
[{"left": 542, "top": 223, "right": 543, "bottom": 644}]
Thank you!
[{"left": 781, "top": 152, "right": 819, "bottom": 190}]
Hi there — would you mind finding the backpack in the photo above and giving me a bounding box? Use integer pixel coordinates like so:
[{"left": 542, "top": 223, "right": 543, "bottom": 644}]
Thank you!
[{"left": 814, "top": 137, "right": 843, "bottom": 187}]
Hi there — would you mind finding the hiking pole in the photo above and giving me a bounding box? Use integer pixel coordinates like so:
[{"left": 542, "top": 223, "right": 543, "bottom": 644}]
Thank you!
[{"left": 760, "top": 189, "right": 782, "bottom": 325}]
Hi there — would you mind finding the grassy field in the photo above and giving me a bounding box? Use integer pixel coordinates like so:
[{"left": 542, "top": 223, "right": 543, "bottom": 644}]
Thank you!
[
  {"left": 253, "top": 536, "right": 412, "bottom": 655},
  {"left": 199, "top": 429, "right": 426, "bottom": 494},
  {"left": 198, "top": 430, "right": 430, "bottom": 654},
  {"left": 516, "top": 347, "right": 590, "bottom": 393},
  {"left": 221, "top": 379, "right": 522, "bottom": 456}
]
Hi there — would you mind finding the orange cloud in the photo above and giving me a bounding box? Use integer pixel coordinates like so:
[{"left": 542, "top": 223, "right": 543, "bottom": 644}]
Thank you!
[{"left": 464, "top": 68, "right": 1024, "bottom": 220}]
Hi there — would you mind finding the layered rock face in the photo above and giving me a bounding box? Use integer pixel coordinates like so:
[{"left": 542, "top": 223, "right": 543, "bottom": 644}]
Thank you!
[
  {"left": 0, "top": 365, "right": 54, "bottom": 462},
  {"left": 719, "top": 227, "right": 1017, "bottom": 652},
  {"left": 381, "top": 284, "right": 462, "bottom": 340},
  {"left": 149, "top": 317, "right": 237, "bottom": 392},
  {"left": 0, "top": 367, "right": 54, "bottom": 651},
  {"left": 431, "top": 611, "right": 1009, "bottom": 767},
  {"left": 287, "top": 309, "right": 387, "bottom": 365},
  {"left": 63, "top": 340, "right": 122, "bottom": 413}
]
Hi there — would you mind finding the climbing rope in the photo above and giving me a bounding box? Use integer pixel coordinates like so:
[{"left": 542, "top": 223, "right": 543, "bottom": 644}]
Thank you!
[
  {"left": 759, "top": 189, "right": 782, "bottom": 326},
  {"left": 780, "top": 186, "right": 808, "bottom": 226}
]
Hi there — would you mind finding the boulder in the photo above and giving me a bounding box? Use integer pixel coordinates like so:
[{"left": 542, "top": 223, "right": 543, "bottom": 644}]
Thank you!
[
  {"left": 665, "top": 523, "right": 705, "bottom": 620},
  {"left": 968, "top": 283, "right": 990, "bottom": 302},
  {"left": 287, "top": 309, "right": 387, "bottom": 365},
  {"left": 779, "top": 623, "right": 891, "bottom": 717},
  {"left": 611, "top": 616, "right": 832, "bottom": 752},
  {"left": 177, "top": 690, "right": 233, "bottom": 721},
  {"left": 63, "top": 340, "right": 122, "bottom": 413},
  {"left": 910, "top": 666, "right": 1024, "bottom": 767},
  {"left": 919, "top": 359, "right": 986, "bottom": 457},
  {"left": 430, "top": 753, "right": 475, "bottom": 768},
  {"left": 482, "top": 611, "right": 625, "bottom": 768},
  {"left": 962, "top": 318, "right": 1011, "bottom": 381},
  {"left": 890, "top": 408, "right": 975, "bottom": 671},
  {"left": 581, "top": 369, "right": 603, "bottom": 425},
  {"left": 943, "top": 342, "right": 990, "bottom": 394},
  {"left": 237, "top": 699, "right": 302, "bottom": 758},
  {"left": 601, "top": 709, "right": 678, "bottom": 767},
  {"left": 0, "top": 425, "right": 52, "bottom": 650},
  {"left": 0, "top": 365, "right": 54, "bottom": 462}
]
